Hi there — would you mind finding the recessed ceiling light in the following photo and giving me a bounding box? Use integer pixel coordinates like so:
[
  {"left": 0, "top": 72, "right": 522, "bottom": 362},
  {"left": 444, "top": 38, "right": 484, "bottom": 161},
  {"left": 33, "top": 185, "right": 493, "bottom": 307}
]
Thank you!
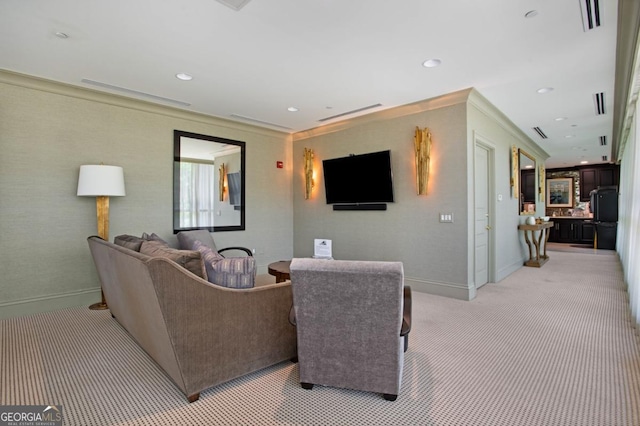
[
  {"left": 537, "top": 87, "right": 554, "bottom": 94},
  {"left": 525, "top": 165, "right": 534, "bottom": 169},
  {"left": 422, "top": 58, "right": 442, "bottom": 68},
  {"left": 175, "top": 73, "right": 193, "bottom": 81},
  {"left": 580, "top": 160, "right": 589, "bottom": 164},
  {"left": 524, "top": 10, "right": 538, "bottom": 18},
  {"left": 55, "top": 32, "right": 69, "bottom": 39},
  {"left": 555, "top": 117, "right": 567, "bottom": 121},
  {"left": 287, "top": 107, "right": 299, "bottom": 112}
]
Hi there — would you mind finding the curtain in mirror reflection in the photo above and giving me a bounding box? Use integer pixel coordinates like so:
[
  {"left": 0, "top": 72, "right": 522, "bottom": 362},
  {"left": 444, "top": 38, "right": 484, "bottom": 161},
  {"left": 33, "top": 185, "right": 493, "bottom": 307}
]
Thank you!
[{"left": 179, "top": 161, "right": 216, "bottom": 228}]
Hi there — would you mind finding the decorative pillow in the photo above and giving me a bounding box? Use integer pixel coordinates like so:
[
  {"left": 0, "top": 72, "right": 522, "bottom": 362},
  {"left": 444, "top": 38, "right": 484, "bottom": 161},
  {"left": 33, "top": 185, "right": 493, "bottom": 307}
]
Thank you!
[
  {"left": 194, "top": 241, "right": 255, "bottom": 289},
  {"left": 114, "top": 234, "right": 145, "bottom": 251},
  {"left": 177, "top": 230, "right": 218, "bottom": 251},
  {"left": 140, "top": 240, "right": 206, "bottom": 279},
  {"left": 141, "top": 232, "right": 169, "bottom": 246}
]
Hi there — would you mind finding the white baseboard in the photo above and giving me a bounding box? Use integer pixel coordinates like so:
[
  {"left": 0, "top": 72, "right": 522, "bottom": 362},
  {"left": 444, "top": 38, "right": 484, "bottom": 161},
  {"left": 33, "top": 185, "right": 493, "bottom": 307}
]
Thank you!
[
  {"left": 405, "top": 277, "right": 474, "bottom": 301},
  {"left": 497, "top": 259, "right": 524, "bottom": 282},
  {"left": 0, "top": 288, "right": 101, "bottom": 320}
]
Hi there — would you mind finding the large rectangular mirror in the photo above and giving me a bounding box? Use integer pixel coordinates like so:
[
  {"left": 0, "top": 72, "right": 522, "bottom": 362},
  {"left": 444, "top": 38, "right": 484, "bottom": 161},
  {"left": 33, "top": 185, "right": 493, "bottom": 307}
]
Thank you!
[
  {"left": 173, "top": 130, "right": 245, "bottom": 233},
  {"left": 519, "top": 149, "right": 536, "bottom": 215}
]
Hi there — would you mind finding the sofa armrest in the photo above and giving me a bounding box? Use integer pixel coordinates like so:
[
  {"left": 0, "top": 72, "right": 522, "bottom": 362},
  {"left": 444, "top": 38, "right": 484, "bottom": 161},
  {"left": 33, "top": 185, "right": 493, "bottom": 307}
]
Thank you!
[{"left": 147, "top": 258, "right": 296, "bottom": 398}]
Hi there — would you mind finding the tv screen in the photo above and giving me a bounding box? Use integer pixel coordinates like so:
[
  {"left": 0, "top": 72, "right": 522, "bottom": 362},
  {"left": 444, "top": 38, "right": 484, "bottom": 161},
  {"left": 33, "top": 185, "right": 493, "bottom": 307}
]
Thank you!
[{"left": 322, "top": 150, "right": 394, "bottom": 204}]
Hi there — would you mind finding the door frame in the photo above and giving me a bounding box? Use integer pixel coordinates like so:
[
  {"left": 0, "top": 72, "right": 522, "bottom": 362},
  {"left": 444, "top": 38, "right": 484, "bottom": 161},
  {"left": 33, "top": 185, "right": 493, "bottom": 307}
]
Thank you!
[{"left": 473, "top": 133, "right": 497, "bottom": 288}]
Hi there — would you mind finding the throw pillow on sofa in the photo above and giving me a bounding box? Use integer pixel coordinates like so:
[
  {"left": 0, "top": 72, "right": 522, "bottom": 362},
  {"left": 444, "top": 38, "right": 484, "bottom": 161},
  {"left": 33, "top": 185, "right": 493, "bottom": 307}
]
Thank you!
[
  {"left": 141, "top": 232, "right": 169, "bottom": 246},
  {"left": 114, "top": 234, "right": 146, "bottom": 251},
  {"left": 177, "top": 230, "right": 217, "bottom": 251},
  {"left": 193, "top": 240, "right": 256, "bottom": 289},
  {"left": 140, "top": 240, "right": 207, "bottom": 279}
]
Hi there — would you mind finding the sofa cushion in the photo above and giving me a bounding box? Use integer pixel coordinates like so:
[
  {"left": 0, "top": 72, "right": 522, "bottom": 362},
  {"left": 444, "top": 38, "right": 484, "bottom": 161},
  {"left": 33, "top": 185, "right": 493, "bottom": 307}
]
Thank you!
[
  {"left": 177, "top": 230, "right": 218, "bottom": 251},
  {"left": 142, "top": 232, "right": 169, "bottom": 246},
  {"left": 194, "top": 241, "right": 255, "bottom": 289},
  {"left": 114, "top": 234, "right": 145, "bottom": 251},
  {"left": 140, "top": 240, "right": 206, "bottom": 279}
]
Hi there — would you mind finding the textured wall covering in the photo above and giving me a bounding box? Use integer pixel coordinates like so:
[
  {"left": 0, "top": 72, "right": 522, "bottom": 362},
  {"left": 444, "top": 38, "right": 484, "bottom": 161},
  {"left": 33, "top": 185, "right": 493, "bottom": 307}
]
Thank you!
[
  {"left": 0, "top": 71, "right": 293, "bottom": 318},
  {"left": 292, "top": 89, "right": 548, "bottom": 300}
]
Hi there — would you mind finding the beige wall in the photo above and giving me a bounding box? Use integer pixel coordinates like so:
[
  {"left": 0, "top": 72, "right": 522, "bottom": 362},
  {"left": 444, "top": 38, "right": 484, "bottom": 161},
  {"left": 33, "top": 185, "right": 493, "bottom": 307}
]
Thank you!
[
  {"left": 467, "top": 92, "right": 549, "bottom": 282},
  {"left": 0, "top": 71, "right": 548, "bottom": 317},
  {"left": 292, "top": 89, "right": 548, "bottom": 300},
  {"left": 293, "top": 91, "right": 472, "bottom": 299},
  {"left": 0, "top": 71, "right": 293, "bottom": 319}
]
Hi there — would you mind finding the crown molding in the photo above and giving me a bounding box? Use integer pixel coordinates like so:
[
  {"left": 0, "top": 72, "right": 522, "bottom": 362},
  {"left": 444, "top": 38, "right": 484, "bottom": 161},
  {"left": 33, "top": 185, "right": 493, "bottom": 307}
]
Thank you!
[{"left": 0, "top": 69, "right": 289, "bottom": 139}]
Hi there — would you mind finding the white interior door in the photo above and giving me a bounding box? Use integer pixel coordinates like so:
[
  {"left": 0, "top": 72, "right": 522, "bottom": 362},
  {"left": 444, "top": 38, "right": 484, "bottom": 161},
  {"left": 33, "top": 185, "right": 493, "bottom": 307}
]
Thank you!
[{"left": 474, "top": 144, "right": 491, "bottom": 288}]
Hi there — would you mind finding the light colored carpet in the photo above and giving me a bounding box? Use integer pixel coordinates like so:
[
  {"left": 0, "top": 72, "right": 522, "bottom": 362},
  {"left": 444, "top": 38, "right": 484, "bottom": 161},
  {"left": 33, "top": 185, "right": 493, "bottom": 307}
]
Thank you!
[{"left": 2, "top": 250, "right": 640, "bottom": 425}]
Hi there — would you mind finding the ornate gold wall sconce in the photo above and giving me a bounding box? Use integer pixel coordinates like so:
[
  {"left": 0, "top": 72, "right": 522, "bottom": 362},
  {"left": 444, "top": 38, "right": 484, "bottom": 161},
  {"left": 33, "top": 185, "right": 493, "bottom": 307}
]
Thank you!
[
  {"left": 511, "top": 145, "right": 519, "bottom": 199},
  {"left": 219, "top": 163, "right": 226, "bottom": 201},
  {"left": 538, "top": 164, "right": 546, "bottom": 202},
  {"left": 304, "top": 148, "right": 314, "bottom": 200},
  {"left": 414, "top": 127, "right": 432, "bottom": 195}
]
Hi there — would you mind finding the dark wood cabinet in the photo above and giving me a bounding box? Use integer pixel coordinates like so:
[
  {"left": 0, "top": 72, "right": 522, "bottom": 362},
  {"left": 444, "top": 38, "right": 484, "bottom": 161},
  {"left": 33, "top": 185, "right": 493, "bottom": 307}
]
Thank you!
[
  {"left": 548, "top": 219, "right": 593, "bottom": 244},
  {"left": 558, "top": 220, "right": 577, "bottom": 243},
  {"left": 579, "top": 166, "right": 619, "bottom": 201}
]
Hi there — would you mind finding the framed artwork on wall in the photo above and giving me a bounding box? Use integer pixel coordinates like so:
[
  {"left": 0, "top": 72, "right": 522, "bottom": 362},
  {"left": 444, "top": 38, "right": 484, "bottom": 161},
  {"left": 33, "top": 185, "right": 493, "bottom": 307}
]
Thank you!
[{"left": 546, "top": 178, "right": 573, "bottom": 207}]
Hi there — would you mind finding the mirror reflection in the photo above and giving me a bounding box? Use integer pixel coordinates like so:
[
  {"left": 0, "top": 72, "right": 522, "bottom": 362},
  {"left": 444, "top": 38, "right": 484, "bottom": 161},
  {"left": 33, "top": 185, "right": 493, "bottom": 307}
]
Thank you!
[
  {"left": 519, "top": 149, "right": 536, "bottom": 215},
  {"left": 173, "top": 130, "right": 245, "bottom": 233}
]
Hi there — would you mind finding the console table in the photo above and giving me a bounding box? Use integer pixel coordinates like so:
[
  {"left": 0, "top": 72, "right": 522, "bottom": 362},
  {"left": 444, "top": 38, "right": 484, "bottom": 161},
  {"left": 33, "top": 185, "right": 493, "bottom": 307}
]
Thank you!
[{"left": 518, "top": 222, "right": 554, "bottom": 267}]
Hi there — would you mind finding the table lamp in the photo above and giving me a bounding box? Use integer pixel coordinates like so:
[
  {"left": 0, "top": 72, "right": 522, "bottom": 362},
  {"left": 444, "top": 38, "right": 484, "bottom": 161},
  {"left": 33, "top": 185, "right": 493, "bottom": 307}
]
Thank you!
[{"left": 77, "top": 164, "right": 126, "bottom": 310}]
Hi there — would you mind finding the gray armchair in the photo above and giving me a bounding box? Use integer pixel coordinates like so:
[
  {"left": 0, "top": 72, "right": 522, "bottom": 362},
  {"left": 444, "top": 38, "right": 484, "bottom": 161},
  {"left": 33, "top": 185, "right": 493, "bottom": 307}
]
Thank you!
[{"left": 289, "top": 258, "right": 411, "bottom": 401}]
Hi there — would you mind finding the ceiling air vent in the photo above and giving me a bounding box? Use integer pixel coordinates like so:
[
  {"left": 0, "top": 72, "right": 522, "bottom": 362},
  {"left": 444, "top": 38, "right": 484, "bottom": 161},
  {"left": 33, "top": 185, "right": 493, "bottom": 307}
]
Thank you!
[
  {"left": 580, "top": 0, "right": 601, "bottom": 31},
  {"left": 602, "top": 155, "right": 608, "bottom": 161},
  {"left": 230, "top": 114, "right": 292, "bottom": 130},
  {"left": 81, "top": 79, "right": 191, "bottom": 107},
  {"left": 594, "top": 92, "right": 606, "bottom": 115},
  {"left": 215, "top": 0, "right": 251, "bottom": 11},
  {"left": 319, "top": 104, "right": 383, "bottom": 122},
  {"left": 532, "top": 127, "right": 548, "bottom": 139},
  {"left": 599, "top": 136, "right": 607, "bottom": 146}
]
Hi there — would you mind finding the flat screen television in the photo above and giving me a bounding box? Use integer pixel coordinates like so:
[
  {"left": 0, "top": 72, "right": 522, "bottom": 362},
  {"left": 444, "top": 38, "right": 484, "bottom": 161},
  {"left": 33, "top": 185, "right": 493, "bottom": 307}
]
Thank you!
[{"left": 322, "top": 150, "right": 394, "bottom": 205}]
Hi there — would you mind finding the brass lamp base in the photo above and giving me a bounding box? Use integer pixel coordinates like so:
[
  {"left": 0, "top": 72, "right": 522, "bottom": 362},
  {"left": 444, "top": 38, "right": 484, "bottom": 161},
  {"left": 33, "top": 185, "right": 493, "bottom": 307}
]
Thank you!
[{"left": 89, "top": 302, "right": 109, "bottom": 310}]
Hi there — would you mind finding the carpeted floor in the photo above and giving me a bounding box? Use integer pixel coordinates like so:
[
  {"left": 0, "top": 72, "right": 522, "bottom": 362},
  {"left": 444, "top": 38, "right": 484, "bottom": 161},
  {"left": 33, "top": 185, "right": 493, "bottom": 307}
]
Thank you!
[{"left": 2, "top": 249, "right": 640, "bottom": 425}]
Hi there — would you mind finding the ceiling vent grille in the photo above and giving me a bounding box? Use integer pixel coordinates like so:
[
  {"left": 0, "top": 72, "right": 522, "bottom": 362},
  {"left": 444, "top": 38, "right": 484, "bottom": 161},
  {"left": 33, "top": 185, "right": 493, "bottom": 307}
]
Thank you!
[
  {"left": 599, "top": 136, "right": 607, "bottom": 146},
  {"left": 81, "top": 79, "right": 190, "bottom": 107},
  {"left": 230, "top": 114, "right": 292, "bottom": 130},
  {"left": 602, "top": 155, "right": 608, "bottom": 161},
  {"left": 319, "top": 104, "right": 383, "bottom": 122},
  {"left": 580, "top": 0, "right": 601, "bottom": 31},
  {"left": 594, "top": 92, "right": 606, "bottom": 115},
  {"left": 532, "top": 127, "right": 548, "bottom": 139},
  {"left": 215, "top": 0, "right": 251, "bottom": 11}
]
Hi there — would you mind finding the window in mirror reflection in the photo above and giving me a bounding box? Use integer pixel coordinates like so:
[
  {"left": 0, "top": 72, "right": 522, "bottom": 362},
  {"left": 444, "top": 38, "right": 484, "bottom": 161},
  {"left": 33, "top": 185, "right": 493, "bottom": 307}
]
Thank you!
[{"left": 173, "top": 130, "right": 245, "bottom": 233}]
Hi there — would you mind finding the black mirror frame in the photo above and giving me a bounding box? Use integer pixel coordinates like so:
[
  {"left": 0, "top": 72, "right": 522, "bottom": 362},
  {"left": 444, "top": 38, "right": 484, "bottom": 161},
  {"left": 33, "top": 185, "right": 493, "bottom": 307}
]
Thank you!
[{"left": 173, "top": 130, "right": 246, "bottom": 233}]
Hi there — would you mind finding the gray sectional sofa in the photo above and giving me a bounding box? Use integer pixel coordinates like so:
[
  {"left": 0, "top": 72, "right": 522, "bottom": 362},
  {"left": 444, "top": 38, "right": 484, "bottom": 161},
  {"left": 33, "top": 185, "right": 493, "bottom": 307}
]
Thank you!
[{"left": 87, "top": 235, "right": 297, "bottom": 402}]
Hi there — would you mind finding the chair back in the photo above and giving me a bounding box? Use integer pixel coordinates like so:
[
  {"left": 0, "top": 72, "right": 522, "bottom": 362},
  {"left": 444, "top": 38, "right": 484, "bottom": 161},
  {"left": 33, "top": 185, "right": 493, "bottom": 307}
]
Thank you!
[{"left": 290, "top": 258, "right": 405, "bottom": 396}]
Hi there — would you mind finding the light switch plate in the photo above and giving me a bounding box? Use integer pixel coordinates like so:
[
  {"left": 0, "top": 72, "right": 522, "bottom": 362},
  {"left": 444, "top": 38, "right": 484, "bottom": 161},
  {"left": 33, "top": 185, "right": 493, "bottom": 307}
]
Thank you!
[{"left": 439, "top": 213, "right": 454, "bottom": 223}]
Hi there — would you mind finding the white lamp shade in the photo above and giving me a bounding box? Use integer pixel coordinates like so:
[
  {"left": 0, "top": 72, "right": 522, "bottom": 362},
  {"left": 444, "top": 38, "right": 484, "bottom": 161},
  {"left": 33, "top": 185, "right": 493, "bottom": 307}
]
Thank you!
[{"left": 77, "top": 165, "right": 126, "bottom": 197}]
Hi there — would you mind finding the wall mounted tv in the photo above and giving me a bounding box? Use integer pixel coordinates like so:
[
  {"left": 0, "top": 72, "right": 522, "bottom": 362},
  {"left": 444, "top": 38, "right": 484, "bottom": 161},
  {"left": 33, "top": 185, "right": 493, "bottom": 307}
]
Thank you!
[{"left": 322, "top": 150, "right": 394, "bottom": 211}]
